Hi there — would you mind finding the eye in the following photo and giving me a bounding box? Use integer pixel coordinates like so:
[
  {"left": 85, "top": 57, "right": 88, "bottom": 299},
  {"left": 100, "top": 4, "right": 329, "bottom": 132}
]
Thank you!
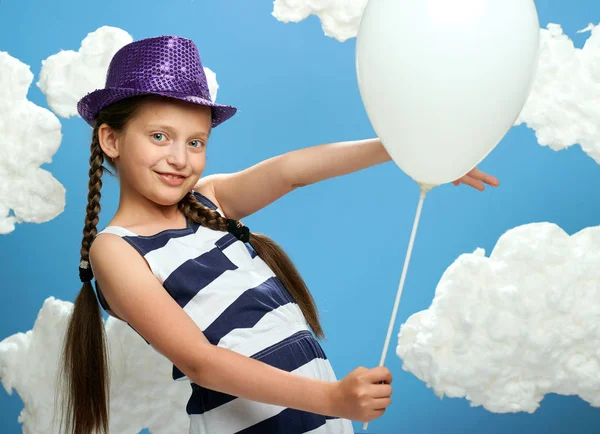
[
  {"left": 189, "top": 140, "right": 205, "bottom": 149},
  {"left": 152, "top": 133, "right": 166, "bottom": 142}
]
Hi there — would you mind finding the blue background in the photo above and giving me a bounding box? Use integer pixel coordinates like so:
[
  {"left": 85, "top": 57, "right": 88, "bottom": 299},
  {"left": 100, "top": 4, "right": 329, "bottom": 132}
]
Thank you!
[{"left": 1, "top": 0, "right": 599, "bottom": 433}]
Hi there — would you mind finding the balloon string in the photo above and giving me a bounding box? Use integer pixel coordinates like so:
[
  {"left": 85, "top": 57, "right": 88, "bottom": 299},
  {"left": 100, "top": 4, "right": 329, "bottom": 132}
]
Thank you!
[{"left": 363, "top": 182, "right": 433, "bottom": 432}]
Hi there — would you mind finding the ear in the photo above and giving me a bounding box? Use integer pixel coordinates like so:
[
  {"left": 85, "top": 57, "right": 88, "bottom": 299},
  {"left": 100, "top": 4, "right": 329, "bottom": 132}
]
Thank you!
[{"left": 97, "top": 124, "right": 121, "bottom": 160}]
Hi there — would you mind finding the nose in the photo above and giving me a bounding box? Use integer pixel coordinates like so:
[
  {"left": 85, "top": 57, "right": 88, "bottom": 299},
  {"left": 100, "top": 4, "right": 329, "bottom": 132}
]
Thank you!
[{"left": 166, "top": 141, "right": 187, "bottom": 169}]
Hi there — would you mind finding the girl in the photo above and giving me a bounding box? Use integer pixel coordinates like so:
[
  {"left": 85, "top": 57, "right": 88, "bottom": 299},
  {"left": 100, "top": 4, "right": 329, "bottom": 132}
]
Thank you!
[{"left": 58, "top": 36, "right": 498, "bottom": 434}]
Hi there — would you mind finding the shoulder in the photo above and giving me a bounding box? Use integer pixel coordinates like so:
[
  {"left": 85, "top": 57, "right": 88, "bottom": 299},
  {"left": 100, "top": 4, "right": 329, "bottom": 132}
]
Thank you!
[
  {"left": 90, "top": 232, "right": 140, "bottom": 268},
  {"left": 89, "top": 233, "right": 152, "bottom": 315},
  {"left": 193, "top": 174, "right": 228, "bottom": 215}
]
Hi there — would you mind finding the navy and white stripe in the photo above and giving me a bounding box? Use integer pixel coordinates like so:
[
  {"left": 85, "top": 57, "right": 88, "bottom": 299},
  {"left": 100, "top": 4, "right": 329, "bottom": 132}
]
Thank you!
[{"left": 95, "top": 191, "right": 354, "bottom": 434}]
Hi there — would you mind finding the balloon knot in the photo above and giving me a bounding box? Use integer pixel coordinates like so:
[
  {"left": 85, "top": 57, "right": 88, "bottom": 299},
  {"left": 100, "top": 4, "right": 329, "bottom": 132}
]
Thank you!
[{"left": 418, "top": 183, "right": 436, "bottom": 195}]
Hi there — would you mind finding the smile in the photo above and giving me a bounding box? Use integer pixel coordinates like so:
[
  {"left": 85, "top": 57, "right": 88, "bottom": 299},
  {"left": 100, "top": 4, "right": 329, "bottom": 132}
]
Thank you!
[{"left": 156, "top": 172, "right": 186, "bottom": 186}]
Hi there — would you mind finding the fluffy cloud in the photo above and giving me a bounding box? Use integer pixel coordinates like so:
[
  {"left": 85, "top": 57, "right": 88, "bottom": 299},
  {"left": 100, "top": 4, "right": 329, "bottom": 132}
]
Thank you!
[
  {"left": 397, "top": 222, "right": 600, "bottom": 413},
  {"left": 203, "top": 66, "right": 220, "bottom": 102},
  {"left": 0, "top": 52, "right": 64, "bottom": 234},
  {"left": 272, "top": 0, "right": 367, "bottom": 42},
  {"left": 515, "top": 23, "right": 600, "bottom": 164},
  {"left": 37, "top": 26, "right": 133, "bottom": 118},
  {"left": 37, "top": 26, "right": 221, "bottom": 119},
  {"left": 0, "top": 298, "right": 190, "bottom": 433}
]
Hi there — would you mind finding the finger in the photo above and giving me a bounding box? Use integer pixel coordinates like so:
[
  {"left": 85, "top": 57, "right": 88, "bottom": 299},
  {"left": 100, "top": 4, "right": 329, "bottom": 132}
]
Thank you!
[
  {"left": 366, "top": 408, "right": 386, "bottom": 422},
  {"left": 369, "top": 383, "right": 392, "bottom": 398},
  {"left": 372, "top": 397, "right": 392, "bottom": 409},
  {"left": 367, "top": 366, "right": 392, "bottom": 384},
  {"left": 365, "top": 366, "right": 392, "bottom": 384},
  {"left": 469, "top": 168, "right": 499, "bottom": 186},
  {"left": 354, "top": 366, "right": 368, "bottom": 375},
  {"left": 460, "top": 175, "right": 485, "bottom": 191}
]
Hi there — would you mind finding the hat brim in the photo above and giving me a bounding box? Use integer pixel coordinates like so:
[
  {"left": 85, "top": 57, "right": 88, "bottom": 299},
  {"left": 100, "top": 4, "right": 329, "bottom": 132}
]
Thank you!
[{"left": 77, "top": 87, "right": 237, "bottom": 128}]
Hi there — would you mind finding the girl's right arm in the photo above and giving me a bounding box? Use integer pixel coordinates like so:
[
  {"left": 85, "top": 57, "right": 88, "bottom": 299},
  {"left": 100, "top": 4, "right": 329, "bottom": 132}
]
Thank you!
[{"left": 90, "top": 234, "right": 392, "bottom": 423}]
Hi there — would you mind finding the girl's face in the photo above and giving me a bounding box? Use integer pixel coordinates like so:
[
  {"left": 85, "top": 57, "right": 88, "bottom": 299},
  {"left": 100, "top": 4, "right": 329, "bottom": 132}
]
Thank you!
[{"left": 108, "top": 98, "right": 212, "bottom": 207}]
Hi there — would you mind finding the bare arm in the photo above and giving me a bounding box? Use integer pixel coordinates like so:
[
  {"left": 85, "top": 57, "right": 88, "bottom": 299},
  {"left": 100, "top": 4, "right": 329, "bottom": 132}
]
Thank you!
[
  {"left": 195, "top": 138, "right": 390, "bottom": 220},
  {"left": 195, "top": 137, "right": 501, "bottom": 220},
  {"left": 90, "top": 235, "right": 336, "bottom": 415}
]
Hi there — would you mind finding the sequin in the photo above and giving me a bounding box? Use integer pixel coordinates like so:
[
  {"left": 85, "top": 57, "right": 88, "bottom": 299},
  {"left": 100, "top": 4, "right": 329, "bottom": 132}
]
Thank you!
[{"left": 77, "top": 36, "right": 237, "bottom": 128}]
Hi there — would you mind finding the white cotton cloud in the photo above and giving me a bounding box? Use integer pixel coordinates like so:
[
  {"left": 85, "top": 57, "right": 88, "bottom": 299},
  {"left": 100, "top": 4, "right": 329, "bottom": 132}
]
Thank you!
[
  {"left": 204, "top": 66, "right": 219, "bottom": 103},
  {"left": 272, "top": 0, "right": 367, "bottom": 42},
  {"left": 396, "top": 222, "right": 600, "bottom": 413},
  {"left": 0, "top": 52, "right": 65, "bottom": 234},
  {"left": 37, "top": 26, "right": 134, "bottom": 118},
  {"left": 515, "top": 23, "right": 600, "bottom": 164},
  {"left": 37, "top": 26, "right": 222, "bottom": 119},
  {"left": 0, "top": 297, "right": 191, "bottom": 433}
]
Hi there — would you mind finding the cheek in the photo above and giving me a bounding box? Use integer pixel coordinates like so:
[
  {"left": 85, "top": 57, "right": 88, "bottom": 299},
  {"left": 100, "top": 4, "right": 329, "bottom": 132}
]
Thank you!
[
  {"left": 191, "top": 153, "right": 207, "bottom": 174},
  {"left": 129, "top": 144, "right": 163, "bottom": 168},
  {"left": 119, "top": 143, "right": 161, "bottom": 177}
]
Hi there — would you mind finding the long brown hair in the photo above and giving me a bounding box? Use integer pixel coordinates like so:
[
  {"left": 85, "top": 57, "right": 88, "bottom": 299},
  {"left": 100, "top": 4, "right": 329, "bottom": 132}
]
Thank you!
[{"left": 57, "top": 95, "right": 323, "bottom": 434}]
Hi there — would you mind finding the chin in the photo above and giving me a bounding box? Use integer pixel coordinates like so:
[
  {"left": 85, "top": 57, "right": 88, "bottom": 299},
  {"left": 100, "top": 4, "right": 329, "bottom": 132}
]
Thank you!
[{"left": 148, "top": 189, "right": 189, "bottom": 207}]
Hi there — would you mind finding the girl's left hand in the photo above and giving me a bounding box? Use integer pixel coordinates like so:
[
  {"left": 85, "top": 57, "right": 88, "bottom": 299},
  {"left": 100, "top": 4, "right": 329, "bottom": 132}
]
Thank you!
[{"left": 452, "top": 168, "right": 499, "bottom": 191}]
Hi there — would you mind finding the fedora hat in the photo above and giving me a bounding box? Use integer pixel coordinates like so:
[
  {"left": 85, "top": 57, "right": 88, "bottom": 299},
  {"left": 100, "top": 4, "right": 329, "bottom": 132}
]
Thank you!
[{"left": 77, "top": 35, "right": 237, "bottom": 127}]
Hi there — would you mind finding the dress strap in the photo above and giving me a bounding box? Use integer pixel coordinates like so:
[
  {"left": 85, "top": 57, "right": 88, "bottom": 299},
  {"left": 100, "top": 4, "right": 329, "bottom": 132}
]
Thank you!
[
  {"left": 96, "top": 226, "right": 138, "bottom": 238},
  {"left": 192, "top": 190, "right": 219, "bottom": 211}
]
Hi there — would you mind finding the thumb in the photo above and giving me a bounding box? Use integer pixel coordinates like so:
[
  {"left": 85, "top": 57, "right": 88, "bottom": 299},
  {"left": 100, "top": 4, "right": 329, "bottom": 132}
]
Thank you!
[{"left": 364, "top": 366, "right": 392, "bottom": 384}]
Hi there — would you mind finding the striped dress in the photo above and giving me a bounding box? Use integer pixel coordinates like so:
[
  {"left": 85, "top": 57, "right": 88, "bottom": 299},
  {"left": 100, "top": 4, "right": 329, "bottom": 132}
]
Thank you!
[{"left": 94, "top": 191, "right": 354, "bottom": 434}]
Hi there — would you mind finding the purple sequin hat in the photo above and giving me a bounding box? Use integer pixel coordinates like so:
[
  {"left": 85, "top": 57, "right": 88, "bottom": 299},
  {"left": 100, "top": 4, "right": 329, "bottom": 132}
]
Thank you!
[{"left": 77, "top": 35, "right": 237, "bottom": 127}]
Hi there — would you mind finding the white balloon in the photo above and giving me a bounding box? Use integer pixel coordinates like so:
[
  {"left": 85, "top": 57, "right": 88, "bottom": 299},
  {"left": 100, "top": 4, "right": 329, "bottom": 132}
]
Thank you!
[{"left": 356, "top": 0, "right": 540, "bottom": 185}]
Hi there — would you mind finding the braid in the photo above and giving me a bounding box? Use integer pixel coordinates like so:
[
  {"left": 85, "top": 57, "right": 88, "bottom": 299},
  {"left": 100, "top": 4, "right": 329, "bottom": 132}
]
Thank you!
[
  {"left": 178, "top": 191, "right": 231, "bottom": 232},
  {"left": 58, "top": 124, "right": 110, "bottom": 434},
  {"left": 80, "top": 124, "right": 104, "bottom": 266},
  {"left": 178, "top": 191, "right": 324, "bottom": 339}
]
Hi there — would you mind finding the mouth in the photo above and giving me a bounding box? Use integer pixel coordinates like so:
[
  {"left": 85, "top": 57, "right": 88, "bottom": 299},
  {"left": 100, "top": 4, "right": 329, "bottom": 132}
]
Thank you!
[
  {"left": 155, "top": 171, "right": 187, "bottom": 186},
  {"left": 157, "top": 172, "right": 186, "bottom": 179}
]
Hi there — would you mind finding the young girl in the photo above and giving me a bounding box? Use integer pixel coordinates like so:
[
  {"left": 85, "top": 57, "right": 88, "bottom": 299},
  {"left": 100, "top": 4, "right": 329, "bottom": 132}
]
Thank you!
[{"left": 58, "top": 36, "right": 498, "bottom": 434}]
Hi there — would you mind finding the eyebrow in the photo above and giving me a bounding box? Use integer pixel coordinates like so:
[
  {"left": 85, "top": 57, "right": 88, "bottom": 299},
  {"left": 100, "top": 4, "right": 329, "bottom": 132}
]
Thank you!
[{"left": 147, "top": 124, "right": 209, "bottom": 139}]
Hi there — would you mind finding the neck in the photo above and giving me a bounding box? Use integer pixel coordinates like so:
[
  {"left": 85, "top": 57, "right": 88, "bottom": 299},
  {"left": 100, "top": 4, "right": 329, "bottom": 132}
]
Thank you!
[{"left": 110, "top": 183, "right": 187, "bottom": 233}]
